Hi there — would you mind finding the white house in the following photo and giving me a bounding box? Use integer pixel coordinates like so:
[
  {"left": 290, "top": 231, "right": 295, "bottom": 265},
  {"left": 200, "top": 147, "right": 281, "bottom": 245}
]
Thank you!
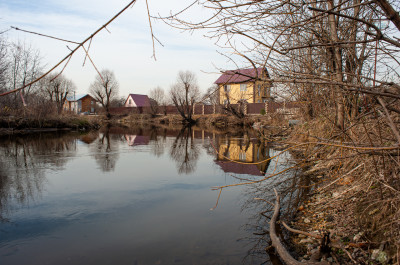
[{"left": 124, "top": 94, "right": 151, "bottom": 107}]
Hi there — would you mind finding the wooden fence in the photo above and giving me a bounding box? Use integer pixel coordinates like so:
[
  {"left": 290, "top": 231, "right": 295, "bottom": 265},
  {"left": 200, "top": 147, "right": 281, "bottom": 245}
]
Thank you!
[{"left": 109, "top": 102, "right": 301, "bottom": 116}]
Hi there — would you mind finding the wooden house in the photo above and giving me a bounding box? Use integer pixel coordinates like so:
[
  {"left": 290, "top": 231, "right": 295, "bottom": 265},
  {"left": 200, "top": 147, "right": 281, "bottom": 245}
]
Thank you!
[{"left": 64, "top": 94, "right": 97, "bottom": 114}]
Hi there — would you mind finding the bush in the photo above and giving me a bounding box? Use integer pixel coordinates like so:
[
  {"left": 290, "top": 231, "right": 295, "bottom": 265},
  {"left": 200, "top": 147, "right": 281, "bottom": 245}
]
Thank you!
[{"left": 260, "top": 108, "right": 266, "bottom": 115}]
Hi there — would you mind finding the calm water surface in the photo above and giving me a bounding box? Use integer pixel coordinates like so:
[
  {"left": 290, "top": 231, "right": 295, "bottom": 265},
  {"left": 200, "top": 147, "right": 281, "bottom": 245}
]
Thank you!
[{"left": 0, "top": 126, "right": 297, "bottom": 265}]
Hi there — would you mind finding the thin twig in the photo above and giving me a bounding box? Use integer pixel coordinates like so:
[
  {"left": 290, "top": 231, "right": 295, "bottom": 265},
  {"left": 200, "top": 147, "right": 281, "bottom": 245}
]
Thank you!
[{"left": 377, "top": 97, "right": 400, "bottom": 145}]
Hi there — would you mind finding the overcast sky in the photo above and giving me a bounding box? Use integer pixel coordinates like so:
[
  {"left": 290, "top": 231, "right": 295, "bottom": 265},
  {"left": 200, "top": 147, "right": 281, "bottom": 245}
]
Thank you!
[{"left": 0, "top": 0, "right": 237, "bottom": 98}]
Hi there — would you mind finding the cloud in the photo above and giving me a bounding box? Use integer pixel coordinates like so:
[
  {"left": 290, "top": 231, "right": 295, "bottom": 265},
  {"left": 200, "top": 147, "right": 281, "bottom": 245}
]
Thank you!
[{"left": 1, "top": 0, "right": 230, "bottom": 97}]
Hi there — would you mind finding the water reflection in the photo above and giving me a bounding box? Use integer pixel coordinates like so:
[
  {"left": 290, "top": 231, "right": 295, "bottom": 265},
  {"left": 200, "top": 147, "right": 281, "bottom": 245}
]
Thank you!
[
  {"left": 215, "top": 135, "right": 271, "bottom": 176},
  {"left": 170, "top": 126, "right": 200, "bottom": 174},
  {"left": 0, "top": 133, "right": 78, "bottom": 222},
  {"left": 0, "top": 126, "right": 308, "bottom": 265},
  {"left": 92, "top": 128, "right": 121, "bottom": 172}
]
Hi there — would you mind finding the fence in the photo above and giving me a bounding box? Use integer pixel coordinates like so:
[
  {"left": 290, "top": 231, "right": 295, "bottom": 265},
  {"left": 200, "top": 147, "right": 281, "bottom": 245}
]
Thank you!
[{"left": 109, "top": 101, "right": 301, "bottom": 116}]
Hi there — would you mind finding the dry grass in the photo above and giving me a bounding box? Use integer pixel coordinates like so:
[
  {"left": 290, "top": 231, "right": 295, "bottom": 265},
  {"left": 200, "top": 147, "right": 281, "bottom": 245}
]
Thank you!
[{"left": 289, "top": 111, "right": 400, "bottom": 264}]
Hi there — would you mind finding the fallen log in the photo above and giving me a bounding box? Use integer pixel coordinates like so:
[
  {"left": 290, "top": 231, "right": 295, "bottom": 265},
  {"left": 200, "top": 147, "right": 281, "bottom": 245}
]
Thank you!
[{"left": 270, "top": 188, "right": 330, "bottom": 265}]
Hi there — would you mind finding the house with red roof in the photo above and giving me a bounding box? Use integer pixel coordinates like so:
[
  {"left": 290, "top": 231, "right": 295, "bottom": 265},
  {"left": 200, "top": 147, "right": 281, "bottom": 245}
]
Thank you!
[
  {"left": 214, "top": 67, "right": 271, "bottom": 104},
  {"left": 124, "top": 94, "right": 151, "bottom": 107}
]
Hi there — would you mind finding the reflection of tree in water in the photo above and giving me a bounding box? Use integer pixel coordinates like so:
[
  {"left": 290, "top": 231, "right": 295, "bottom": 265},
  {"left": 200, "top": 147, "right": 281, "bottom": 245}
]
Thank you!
[
  {"left": 150, "top": 127, "right": 167, "bottom": 157},
  {"left": 93, "top": 128, "right": 121, "bottom": 172},
  {"left": 0, "top": 133, "right": 78, "bottom": 222},
  {"left": 170, "top": 126, "right": 200, "bottom": 174}
]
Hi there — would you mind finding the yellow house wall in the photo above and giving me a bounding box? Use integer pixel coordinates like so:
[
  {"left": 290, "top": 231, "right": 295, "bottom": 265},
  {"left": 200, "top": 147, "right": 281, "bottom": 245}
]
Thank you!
[
  {"left": 218, "top": 142, "right": 254, "bottom": 162},
  {"left": 219, "top": 82, "right": 255, "bottom": 104},
  {"left": 253, "top": 80, "right": 271, "bottom": 103},
  {"left": 219, "top": 76, "right": 272, "bottom": 104}
]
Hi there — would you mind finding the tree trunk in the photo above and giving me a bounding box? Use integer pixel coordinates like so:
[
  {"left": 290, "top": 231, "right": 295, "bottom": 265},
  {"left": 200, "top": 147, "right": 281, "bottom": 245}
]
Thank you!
[{"left": 327, "top": 0, "right": 345, "bottom": 130}]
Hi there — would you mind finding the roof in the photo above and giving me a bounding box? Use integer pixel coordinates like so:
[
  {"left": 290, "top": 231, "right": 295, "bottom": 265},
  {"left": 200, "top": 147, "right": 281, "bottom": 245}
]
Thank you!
[
  {"left": 214, "top": 68, "right": 267, "bottom": 84},
  {"left": 215, "top": 161, "right": 265, "bottom": 176},
  {"left": 126, "top": 94, "right": 151, "bottom": 107},
  {"left": 124, "top": 135, "right": 150, "bottom": 146},
  {"left": 66, "top": 94, "right": 95, "bottom": 102}
]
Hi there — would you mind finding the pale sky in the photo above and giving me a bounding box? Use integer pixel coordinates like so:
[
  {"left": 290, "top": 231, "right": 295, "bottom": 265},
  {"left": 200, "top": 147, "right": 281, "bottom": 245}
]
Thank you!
[{"left": 0, "top": 0, "right": 237, "bottom": 98}]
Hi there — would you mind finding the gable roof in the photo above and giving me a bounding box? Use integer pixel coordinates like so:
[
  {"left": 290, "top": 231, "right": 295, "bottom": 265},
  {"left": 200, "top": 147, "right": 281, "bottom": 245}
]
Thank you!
[
  {"left": 66, "top": 94, "right": 84, "bottom": 102},
  {"left": 66, "top": 94, "right": 95, "bottom": 102},
  {"left": 124, "top": 134, "right": 150, "bottom": 146},
  {"left": 126, "top": 94, "right": 150, "bottom": 107},
  {"left": 215, "top": 161, "right": 265, "bottom": 176},
  {"left": 214, "top": 68, "right": 267, "bottom": 84}
]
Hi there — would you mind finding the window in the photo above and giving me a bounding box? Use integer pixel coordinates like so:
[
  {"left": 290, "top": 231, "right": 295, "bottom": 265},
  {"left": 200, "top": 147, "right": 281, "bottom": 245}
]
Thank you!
[
  {"left": 224, "top": 85, "right": 230, "bottom": 92},
  {"left": 239, "top": 151, "right": 246, "bottom": 161},
  {"left": 240, "top": 83, "right": 247, "bottom": 92},
  {"left": 91, "top": 101, "right": 94, "bottom": 105},
  {"left": 129, "top": 99, "right": 132, "bottom": 105},
  {"left": 223, "top": 99, "right": 228, "bottom": 105},
  {"left": 257, "top": 84, "right": 261, "bottom": 96}
]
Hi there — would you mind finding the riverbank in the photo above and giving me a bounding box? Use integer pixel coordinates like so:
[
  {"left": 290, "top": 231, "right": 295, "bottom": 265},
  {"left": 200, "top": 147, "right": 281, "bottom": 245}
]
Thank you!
[
  {"left": 117, "top": 113, "right": 254, "bottom": 127},
  {"left": 0, "top": 112, "right": 290, "bottom": 139},
  {"left": 0, "top": 115, "right": 101, "bottom": 135},
  {"left": 284, "top": 117, "right": 399, "bottom": 264},
  {"left": 116, "top": 112, "right": 293, "bottom": 133}
]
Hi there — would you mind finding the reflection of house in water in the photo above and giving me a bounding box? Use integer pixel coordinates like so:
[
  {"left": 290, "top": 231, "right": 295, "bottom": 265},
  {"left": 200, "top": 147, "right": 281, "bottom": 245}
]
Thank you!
[
  {"left": 215, "top": 137, "right": 270, "bottom": 176},
  {"left": 124, "top": 135, "right": 150, "bottom": 146}
]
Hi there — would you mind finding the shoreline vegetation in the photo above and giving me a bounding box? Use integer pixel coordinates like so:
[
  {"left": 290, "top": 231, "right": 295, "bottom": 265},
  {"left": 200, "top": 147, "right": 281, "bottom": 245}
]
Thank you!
[
  {"left": 0, "top": 112, "right": 398, "bottom": 264},
  {"left": 0, "top": 115, "right": 101, "bottom": 135}
]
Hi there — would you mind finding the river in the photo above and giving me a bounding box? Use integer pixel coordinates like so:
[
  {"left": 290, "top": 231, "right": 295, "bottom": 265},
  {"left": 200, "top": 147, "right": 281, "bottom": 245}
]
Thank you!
[{"left": 0, "top": 125, "right": 303, "bottom": 265}]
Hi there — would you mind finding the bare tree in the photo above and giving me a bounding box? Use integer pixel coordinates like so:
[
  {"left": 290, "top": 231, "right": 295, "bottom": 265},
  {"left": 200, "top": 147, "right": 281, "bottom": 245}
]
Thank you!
[
  {"left": 169, "top": 71, "right": 200, "bottom": 124},
  {"left": 221, "top": 90, "right": 248, "bottom": 119},
  {"left": 149, "top": 86, "right": 166, "bottom": 116},
  {"left": 202, "top": 85, "right": 219, "bottom": 105},
  {"left": 8, "top": 41, "right": 42, "bottom": 107},
  {"left": 89, "top": 69, "right": 119, "bottom": 118},
  {"left": 0, "top": 37, "right": 8, "bottom": 93},
  {"left": 110, "top": 96, "right": 126, "bottom": 107},
  {"left": 160, "top": 0, "right": 400, "bottom": 127},
  {"left": 160, "top": 1, "right": 400, "bottom": 263},
  {"left": 42, "top": 73, "right": 76, "bottom": 114}
]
